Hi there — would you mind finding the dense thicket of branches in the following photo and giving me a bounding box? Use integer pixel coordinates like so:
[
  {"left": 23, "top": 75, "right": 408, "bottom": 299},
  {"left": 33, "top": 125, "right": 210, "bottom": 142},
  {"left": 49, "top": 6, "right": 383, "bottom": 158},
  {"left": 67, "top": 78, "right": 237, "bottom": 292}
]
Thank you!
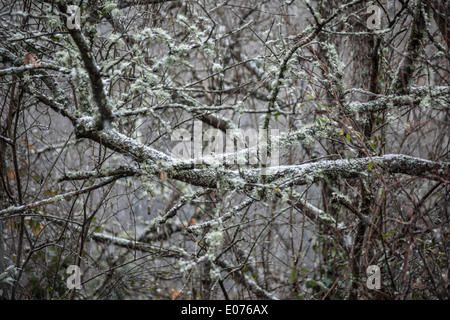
[{"left": 0, "top": 0, "right": 448, "bottom": 300}]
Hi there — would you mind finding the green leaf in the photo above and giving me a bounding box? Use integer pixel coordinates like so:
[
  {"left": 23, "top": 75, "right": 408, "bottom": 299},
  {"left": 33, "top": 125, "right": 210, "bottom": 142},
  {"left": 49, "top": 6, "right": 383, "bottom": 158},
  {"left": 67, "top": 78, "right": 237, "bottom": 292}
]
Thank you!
[
  {"left": 368, "top": 161, "right": 373, "bottom": 171},
  {"left": 300, "top": 267, "right": 309, "bottom": 274},
  {"left": 346, "top": 133, "right": 351, "bottom": 143},
  {"left": 315, "top": 280, "right": 328, "bottom": 290},
  {"left": 306, "top": 279, "right": 317, "bottom": 288},
  {"left": 273, "top": 112, "right": 281, "bottom": 121},
  {"left": 289, "top": 268, "right": 298, "bottom": 282},
  {"left": 43, "top": 189, "right": 58, "bottom": 197}
]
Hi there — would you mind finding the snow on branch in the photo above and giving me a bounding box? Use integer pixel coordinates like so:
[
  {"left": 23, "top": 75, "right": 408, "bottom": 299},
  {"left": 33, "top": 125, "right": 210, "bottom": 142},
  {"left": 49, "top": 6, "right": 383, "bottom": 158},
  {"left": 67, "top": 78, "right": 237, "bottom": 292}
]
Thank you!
[
  {"left": 58, "top": 165, "right": 140, "bottom": 182},
  {"left": 145, "top": 188, "right": 212, "bottom": 233},
  {"left": 76, "top": 119, "right": 450, "bottom": 190},
  {"left": 252, "top": 154, "right": 449, "bottom": 187},
  {"left": 0, "top": 176, "right": 124, "bottom": 217},
  {"left": 187, "top": 198, "right": 254, "bottom": 234},
  {"left": 277, "top": 191, "right": 343, "bottom": 232},
  {"left": 0, "top": 62, "right": 62, "bottom": 76},
  {"left": 344, "top": 86, "right": 449, "bottom": 113},
  {"left": 90, "top": 232, "right": 190, "bottom": 258},
  {"left": 58, "top": 1, "right": 113, "bottom": 130}
]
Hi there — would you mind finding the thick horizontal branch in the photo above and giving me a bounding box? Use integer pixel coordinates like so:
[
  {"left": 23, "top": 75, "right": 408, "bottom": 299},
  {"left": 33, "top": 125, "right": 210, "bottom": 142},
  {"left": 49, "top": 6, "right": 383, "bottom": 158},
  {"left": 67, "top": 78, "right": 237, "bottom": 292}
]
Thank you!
[
  {"left": 345, "top": 86, "right": 449, "bottom": 113},
  {"left": 76, "top": 119, "right": 450, "bottom": 189},
  {"left": 76, "top": 122, "right": 236, "bottom": 188},
  {"left": 5, "top": 153, "right": 445, "bottom": 219},
  {"left": 254, "top": 154, "right": 450, "bottom": 187}
]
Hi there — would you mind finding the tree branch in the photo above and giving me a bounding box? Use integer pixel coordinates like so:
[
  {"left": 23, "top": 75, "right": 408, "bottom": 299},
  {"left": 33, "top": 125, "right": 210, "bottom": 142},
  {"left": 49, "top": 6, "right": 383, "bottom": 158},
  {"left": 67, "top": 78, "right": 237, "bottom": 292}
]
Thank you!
[{"left": 58, "top": 1, "right": 113, "bottom": 130}]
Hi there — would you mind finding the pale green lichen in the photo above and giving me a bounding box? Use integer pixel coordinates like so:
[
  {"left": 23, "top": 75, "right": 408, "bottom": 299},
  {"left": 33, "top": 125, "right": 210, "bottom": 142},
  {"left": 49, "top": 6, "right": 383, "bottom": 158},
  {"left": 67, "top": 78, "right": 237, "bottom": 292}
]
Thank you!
[
  {"left": 53, "top": 195, "right": 64, "bottom": 203},
  {"left": 148, "top": 216, "right": 164, "bottom": 230},
  {"left": 139, "top": 177, "right": 157, "bottom": 197},
  {"left": 178, "top": 259, "right": 197, "bottom": 273},
  {"left": 47, "top": 15, "right": 61, "bottom": 28},
  {"left": 153, "top": 89, "right": 171, "bottom": 102},
  {"left": 205, "top": 230, "right": 223, "bottom": 250},
  {"left": 209, "top": 263, "right": 222, "bottom": 280},
  {"left": 321, "top": 41, "right": 344, "bottom": 91},
  {"left": 102, "top": 1, "right": 118, "bottom": 13}
]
